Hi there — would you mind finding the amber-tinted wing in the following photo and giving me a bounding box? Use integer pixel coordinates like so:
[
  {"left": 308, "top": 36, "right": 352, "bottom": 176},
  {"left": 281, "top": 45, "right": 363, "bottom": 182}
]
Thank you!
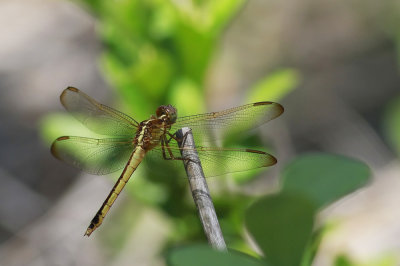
[
  {"left": 170, "top": 102, "right": 284, "bottom": 144},
  {"left": 60, "top": 87, "right": 138, "bottom": 137},
  {"left": 151, "top": 144, "right": 276, "bottom": 177},
  {"left": 51, "top": 136, "right": 135, "bottom": 175}
]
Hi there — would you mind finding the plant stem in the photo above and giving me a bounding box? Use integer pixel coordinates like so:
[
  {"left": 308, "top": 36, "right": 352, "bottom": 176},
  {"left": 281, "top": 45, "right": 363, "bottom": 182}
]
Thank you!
[{"left": 176, "top": 127, "right": 227, "bottom": 251}]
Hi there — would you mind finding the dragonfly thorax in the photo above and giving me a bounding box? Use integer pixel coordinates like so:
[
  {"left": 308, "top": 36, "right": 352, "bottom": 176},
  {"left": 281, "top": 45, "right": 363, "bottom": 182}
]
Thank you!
[{"left": 135, "top": 115, "right": 171, "bottom": 151}]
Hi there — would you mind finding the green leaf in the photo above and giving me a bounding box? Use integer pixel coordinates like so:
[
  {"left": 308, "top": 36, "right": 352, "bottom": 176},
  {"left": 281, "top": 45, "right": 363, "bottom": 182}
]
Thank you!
[
  {"left": 282, "top": 153, "right": 371, "bottom": 209},
  {"left": 300, "top": 224, "right": 328, "bottom": 266},
  {"left": 384, "top": 95, "right": 400, "bottom": 157},
  {"left": 247, "top": 69, "right": 300, "bottom": 103},
  {"left": 245, "top": 193, "right": 315, "bottom": 266},
  {"left": 168, "top": 244, "right": 264, "bottom": 266}
]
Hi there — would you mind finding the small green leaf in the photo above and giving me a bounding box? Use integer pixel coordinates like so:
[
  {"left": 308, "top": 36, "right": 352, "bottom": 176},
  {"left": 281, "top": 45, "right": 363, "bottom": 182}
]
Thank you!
[
  {"left": 247, "top": 69, "right": 300, "bottom": 103},
  {"left": 245, "top": 193, "right": 315, "bottom": 266},
  {"left": 282, "top": 153, "right": 371, "bottom": 209},
  {"left": 334, "top": 254, "right": 354, "bottom": 266},
  {"left": 301, "top": 224, "right": 328, "bottom": 266},
  {"left": 168, "top": 244, "right": 264, "bottom": 266},
  {"left": 208, "top": 0, "right": 246, "bottom": 33}
]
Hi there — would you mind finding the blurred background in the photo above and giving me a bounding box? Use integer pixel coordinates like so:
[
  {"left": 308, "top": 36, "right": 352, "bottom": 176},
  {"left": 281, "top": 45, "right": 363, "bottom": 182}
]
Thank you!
[{"left": 0, "top": 0, "right": 399, "bottom": 265}]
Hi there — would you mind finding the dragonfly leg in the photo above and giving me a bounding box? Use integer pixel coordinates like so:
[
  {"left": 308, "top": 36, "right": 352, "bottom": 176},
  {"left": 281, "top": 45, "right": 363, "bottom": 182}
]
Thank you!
[
  {"left": 160, "top": 136, "right": 171, "bottom": 160},
  {"left": 163, "top": 130, "right": 201, "bottom": 165},
  {"left": 166, "top": 131, "right": 185, "bottom": 144},
  {"left": 161, "top": 134, "right": 184, "bottom": 161},
  {"left": 167, "top": 130, "right": 193, "bottom": 145}
]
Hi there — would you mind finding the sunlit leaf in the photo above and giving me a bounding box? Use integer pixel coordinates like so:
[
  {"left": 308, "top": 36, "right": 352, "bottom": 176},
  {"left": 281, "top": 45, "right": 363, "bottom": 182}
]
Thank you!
[
  {"left": 150, "top": 2, "right": 176, "bottom": 38},
  {"left": 247, "top": 69, "right": 300, "bottom": 103},
  {"left": 208, "top": 0, "right": 246, "bottom": 33}
]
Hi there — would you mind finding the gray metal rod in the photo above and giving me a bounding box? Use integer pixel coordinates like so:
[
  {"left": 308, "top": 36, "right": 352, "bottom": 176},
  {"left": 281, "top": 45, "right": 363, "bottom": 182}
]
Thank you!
[{"left": 176, "top": 127, "right": 227, "bottom": 251}]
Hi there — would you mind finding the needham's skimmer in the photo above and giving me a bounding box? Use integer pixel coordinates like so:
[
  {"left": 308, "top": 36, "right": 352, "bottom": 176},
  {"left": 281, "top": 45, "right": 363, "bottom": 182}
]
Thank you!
[{"left": 51, "top": 87, "right": 284, "bottom": 236}]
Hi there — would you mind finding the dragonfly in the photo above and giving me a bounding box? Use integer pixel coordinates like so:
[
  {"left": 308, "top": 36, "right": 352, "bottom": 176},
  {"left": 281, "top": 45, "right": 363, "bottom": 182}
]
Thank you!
[{"left": 51, "top": 87, "right": 284, "bottom": 236}]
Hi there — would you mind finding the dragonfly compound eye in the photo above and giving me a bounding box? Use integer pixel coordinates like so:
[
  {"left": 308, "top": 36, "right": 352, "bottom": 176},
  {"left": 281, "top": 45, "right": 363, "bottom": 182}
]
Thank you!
[
  {"left": 155, "top": 105, "right": 166, "bottom": 117},
  {"left": 156, "top": 105, "right": 177, "bottom": 123}
]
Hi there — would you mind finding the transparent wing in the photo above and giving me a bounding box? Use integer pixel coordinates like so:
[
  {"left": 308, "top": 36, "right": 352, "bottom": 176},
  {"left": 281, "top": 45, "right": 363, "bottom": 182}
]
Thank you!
[
  {"left": 60, "top": 87, "right": 138, "bottom": 136},
  {"left": 51, "top": 136, "right": 135, "bottom": 175},
  {"left": 170, "top": 101, "right": 284, "bottom": 144},
  {"left": 150, "top": 143, "right": 277, "bottom": 177}
]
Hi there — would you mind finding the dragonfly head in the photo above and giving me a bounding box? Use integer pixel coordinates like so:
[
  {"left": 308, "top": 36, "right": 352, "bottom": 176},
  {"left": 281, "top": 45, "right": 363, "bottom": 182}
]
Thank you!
[{"left": 156, "top": 104, "right": 177, "bottom": 124}]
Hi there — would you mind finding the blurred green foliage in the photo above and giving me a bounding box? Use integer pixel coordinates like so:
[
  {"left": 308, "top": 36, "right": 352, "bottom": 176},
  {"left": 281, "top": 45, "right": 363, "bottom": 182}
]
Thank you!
[
  {"left": 168, "top": 153, "right": 371, "bottom": 266},
  {"left": 80, "top": 0, "right": 247, "bottom": 119}
]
